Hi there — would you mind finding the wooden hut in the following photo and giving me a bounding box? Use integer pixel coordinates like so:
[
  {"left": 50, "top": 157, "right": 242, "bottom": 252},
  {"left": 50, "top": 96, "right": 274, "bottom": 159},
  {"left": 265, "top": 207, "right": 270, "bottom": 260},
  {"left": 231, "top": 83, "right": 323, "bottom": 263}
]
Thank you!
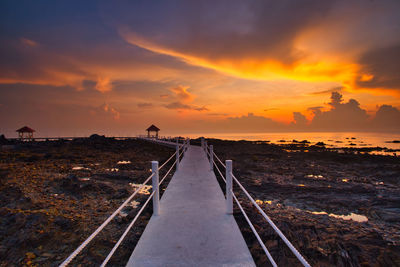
[
  {"left": 16, "top": 126, "right": 35, "bottom": 141},
  {"left": 146, "top": 124, "right": 160, "bottom": 138}
]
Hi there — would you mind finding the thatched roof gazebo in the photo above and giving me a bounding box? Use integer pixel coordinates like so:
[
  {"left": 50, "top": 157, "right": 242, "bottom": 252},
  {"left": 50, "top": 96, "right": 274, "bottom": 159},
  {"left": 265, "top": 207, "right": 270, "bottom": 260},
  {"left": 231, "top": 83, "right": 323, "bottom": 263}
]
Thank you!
[
  {"left": 16, "top": 126, "right": 35, "bottom": 141},
  {"left": 146, "top": 124, "right": 160, "bottom": 138}
]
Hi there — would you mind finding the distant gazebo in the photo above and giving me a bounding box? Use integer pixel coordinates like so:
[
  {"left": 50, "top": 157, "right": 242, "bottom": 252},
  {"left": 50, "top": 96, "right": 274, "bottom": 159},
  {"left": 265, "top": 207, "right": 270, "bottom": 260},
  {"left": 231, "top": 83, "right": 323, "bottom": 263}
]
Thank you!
[
  {"left": 146, "top": 124, "right": 160, "bottom": 138},
  {"left": 16, "top": 126, "right": 35, "bottom": 141}
]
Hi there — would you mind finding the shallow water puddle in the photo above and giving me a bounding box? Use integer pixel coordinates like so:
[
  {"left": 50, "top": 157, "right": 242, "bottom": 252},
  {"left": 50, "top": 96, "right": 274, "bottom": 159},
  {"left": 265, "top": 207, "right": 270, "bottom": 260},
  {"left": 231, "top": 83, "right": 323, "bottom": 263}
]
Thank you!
[
  {"left": 72, "top": 166, "right": 90, "bottom": 170},
  {"left": 256, "top": 199, "right": 272, "bottom": 205},
  {"left": 130, "top": 200, "right": 140, "bottom": 208},
  {"left": 129, "top": 183, "right": 152, "bottom": 195},
  {"left": 117, "top": 160, "right": 131, "bottom": 165},
  {"left": 305, "top": 174, "right": 324, "bottom": 179},
  {"left": 105, "top": 168, "right": 119, "bottom": 172},
  {"left": 310, "top": 211, "right": 368, "bottom": 222}
]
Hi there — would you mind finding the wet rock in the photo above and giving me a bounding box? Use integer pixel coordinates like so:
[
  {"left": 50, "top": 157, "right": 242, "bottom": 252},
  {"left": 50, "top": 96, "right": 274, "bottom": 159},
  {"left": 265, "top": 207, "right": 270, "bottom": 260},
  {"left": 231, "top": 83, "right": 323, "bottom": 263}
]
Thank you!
[
  {"left": 113, "top": 188, "right": 129, "bottom": 199},
  {"left": 41, "top": 252, "right": 55, "bottom": 258},
  {"left": 54, "top": 216, "right": 72, "bottom": 229},
  {"left": 0, "top": 185, "right": 24, "bottom": 208},
  {"left": 66, "top": 174, "right": 78, "bottom": 181}
]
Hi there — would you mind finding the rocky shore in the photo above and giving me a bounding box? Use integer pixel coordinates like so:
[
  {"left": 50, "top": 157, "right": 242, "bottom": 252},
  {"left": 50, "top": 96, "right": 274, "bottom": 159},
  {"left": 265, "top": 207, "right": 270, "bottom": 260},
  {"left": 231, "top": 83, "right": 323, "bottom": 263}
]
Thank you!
[
  {"left": 1, "top": 136, "right": 399, "bottom": 266},
  {"left": 0, "top": 136, "right": 175, "bottom": 266},
  {"left": 205, "top": 139, "right": 400, "bottom": 266}
]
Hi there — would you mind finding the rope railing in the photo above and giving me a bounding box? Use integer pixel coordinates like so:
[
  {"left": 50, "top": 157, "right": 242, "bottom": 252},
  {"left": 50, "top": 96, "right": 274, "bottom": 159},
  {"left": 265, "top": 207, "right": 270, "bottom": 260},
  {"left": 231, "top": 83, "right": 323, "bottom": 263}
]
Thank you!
[
  {"left": 159, "top": 160, "right": 177, "bottom": 185},
  {"left": 213, "top": 160, "right": 226, "bottom": 183},
  {"left": 159, "top": 151, "right": 177, "bottom": 170},
  {"left": 207, "top": 144, "right": 311, "bottom": 267},
  {"left": 213, "top": 152, "right": 226, "bottom": 168},
  {"left": 179, "top": 147, "right": 185, "bottom": 158},
  {"left": 60, "top": 140, "right": 187, "bottom": 267},
  {"left": 230, "top": 172, "right": 311, "bottom": 267},
  {"left": 232, "top": 192, "right": 277, "bottom": 267},
  {"left": 100, "top": 190, "right": 156, "bottom": 266},
  {"left": 137, "top": 136, "right": 185, "bottom": 148},
  {"left": 59, "top": 173, "right": 155, "bottom": 267}
]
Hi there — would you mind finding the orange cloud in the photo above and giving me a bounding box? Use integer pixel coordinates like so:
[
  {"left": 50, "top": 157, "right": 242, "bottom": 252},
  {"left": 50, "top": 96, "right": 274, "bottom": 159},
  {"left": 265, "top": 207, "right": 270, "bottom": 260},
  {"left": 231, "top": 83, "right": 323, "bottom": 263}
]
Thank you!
[
  {"left": 120, "top": 30, "right": 360, "bottom": 87},
  {"left": 170, "top": 85, "right": 194, "bottom": 102},
  {"left": 95, "top": 76, "right": 112, "bottom": 92},
  {"left": 359, "top": 74, "right": 374, "bottom": 82}
]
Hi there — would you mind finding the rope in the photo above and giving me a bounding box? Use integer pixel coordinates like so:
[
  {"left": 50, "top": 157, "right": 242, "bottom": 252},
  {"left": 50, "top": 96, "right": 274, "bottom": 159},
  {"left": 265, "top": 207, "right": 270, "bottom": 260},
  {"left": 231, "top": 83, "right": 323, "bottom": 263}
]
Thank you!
[
  {"left": 159, "top": 160, "right": 177, "bottom": 185},
  {"left": 213, "top": 152, "right": 226, "bottom": 168},
  {"left": 213, "top": 160, "right": 226, "bottom": 183},
  {"left": 100, "top": 190, "right": 156, "bottom": 266},
  {"left": 59, "top": 173, "right": 154, "bottom": 267},
  {"left": 231, "top": 172, "right": 311, "bottom": 267},
  {"left": 232, "top": 192, "right": 277, "bottom": 267},
  {"left": 158, "top": 151, "right": 177, "bottom": 170},
  {"left": 179, "top": 147, "right": 185, "bottom": 158}
]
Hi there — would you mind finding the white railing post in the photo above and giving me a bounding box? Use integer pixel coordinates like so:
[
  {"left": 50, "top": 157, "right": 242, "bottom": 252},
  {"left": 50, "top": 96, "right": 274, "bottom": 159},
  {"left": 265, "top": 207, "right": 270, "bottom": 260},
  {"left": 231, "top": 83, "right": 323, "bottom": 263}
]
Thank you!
[
  {"left": 204, "top": 140, "right": 208, "bottom": 152},
  {"left": 176, "top": 143, "right": 180, "bottom": 171},
  {"left": 226, "top": 160, "right": 233, "bottom": 214},
  {"left": 151, "top": 161, "right": 160, "bottom": 216},
  {"left": 210, "top": 145, "right": 214, "bottom": 171},
  {"left": 201, "top": 137, "right": 204, "bottom": 149}
]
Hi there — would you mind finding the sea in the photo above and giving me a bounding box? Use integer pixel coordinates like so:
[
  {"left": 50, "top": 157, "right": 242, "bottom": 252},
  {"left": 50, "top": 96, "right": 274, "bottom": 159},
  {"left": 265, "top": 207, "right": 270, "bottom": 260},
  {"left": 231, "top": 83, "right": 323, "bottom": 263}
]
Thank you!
[{"left": 185, "top": 132, "right": 400, "bottom": 151}]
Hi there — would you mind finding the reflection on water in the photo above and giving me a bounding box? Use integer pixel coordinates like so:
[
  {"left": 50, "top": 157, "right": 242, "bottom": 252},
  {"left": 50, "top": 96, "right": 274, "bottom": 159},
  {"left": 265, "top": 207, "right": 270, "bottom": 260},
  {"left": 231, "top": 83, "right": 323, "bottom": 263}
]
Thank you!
[
  {"left": 306, "top": 174, "right": 324, "bottom": 179},
  {"left": 117, "top": 160, "right": 131, "bottom": 164},
  {"left": 106, "top": 168, "right": 119, "bottom": 172},
  {"left": 187, "top": 132, "right": 400, "bottom": 150},
  {"left": 310, "top": 211, "right": 368, "bottom": 222},
  {"left": 256, "top": 199, "right": 272, "bottom": 205},
  {"left": 129, "top": 183, "right": 152, "bottom": 195},
  {"left": 72, "top": 166, "right": 90, "bottom": 170},
  {"left": 130, "top": 200, "right": 140, "bottom": 208}
]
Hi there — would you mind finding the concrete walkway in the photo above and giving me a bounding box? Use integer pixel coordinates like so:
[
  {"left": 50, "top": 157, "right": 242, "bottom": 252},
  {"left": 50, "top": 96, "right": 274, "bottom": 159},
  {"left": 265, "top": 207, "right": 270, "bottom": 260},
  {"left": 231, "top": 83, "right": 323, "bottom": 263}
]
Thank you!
[{"left": 127, "top": 146, "right": 255, "bottom": 267}]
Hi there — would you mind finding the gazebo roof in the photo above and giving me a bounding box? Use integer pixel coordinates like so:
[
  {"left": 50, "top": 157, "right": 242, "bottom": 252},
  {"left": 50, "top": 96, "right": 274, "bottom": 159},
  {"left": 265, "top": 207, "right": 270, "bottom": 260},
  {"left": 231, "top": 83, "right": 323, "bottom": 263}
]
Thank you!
[
  {"left": 146, "top": 124, "right": 160, "bottom": 131},
  {"left": 16, "top": 126, "right": 35, "bottom": 133}
]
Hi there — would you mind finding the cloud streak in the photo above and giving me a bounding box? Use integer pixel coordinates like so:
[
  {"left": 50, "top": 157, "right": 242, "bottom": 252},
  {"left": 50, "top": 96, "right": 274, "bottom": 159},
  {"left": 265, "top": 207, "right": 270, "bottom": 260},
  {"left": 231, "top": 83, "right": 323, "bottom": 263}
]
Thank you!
[
  {"left": 164, "top": 101, "right": 209, "bottom": 112},
  {"left": 116, "top": 0, "right": 400, "bottom": 94}
]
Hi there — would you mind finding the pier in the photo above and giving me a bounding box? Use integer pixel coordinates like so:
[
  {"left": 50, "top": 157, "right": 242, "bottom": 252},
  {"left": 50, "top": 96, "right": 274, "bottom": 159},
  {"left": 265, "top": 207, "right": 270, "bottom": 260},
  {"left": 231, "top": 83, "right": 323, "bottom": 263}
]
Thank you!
[{"left": 60, "top": 137, "right": 310, "bottom": 267}]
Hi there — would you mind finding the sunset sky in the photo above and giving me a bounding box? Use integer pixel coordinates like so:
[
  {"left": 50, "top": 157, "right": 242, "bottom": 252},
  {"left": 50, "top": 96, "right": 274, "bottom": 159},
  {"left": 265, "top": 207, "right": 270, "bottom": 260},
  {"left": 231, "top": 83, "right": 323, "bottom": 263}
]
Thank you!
[{"left": 1, "top": 0, "right": 400, "bottom": 137}]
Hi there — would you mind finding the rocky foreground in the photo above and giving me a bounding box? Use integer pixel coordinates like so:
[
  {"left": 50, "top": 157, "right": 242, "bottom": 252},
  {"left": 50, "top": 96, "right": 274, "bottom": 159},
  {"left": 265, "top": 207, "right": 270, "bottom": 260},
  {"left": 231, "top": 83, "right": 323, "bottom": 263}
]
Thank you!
[
  {"left": 205, "top": 139, "right": 400, "bottom": 267},
  {"left": 0, "top": 137, "right": 399, "bottom": 266},
  {"left": 0, "top": 136, "right": 175, "bottom": 266}
]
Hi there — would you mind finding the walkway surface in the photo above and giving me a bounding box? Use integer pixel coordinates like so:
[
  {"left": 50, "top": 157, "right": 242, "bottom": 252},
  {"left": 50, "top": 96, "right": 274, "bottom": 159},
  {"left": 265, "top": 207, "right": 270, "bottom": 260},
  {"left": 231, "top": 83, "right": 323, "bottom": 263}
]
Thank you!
[{"left": 127, "top": 146, "right": 255, "bottom": 267}]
